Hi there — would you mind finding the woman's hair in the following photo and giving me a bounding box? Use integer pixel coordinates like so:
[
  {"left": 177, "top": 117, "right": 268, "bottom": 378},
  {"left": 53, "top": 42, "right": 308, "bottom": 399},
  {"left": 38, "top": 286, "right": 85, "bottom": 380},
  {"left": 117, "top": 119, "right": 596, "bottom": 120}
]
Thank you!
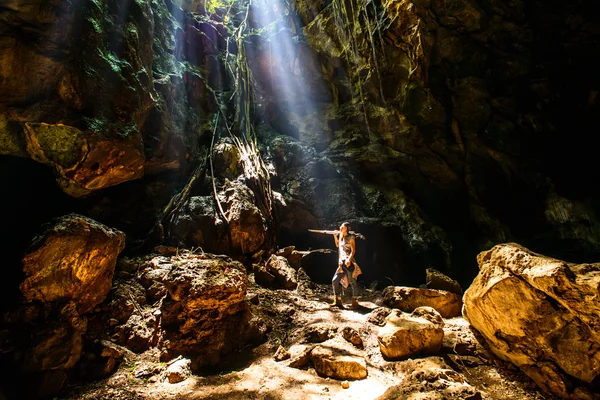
[{"left": 340, "top": 222, "right": 351, "bottom": 230}]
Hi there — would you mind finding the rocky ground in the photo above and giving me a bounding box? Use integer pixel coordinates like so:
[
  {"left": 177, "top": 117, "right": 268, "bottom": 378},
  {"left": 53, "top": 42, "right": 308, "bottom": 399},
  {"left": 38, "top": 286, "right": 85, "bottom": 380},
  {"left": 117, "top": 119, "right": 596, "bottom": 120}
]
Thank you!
[{"left": 58, "top": 270, "right": 550, "bottom": 400}]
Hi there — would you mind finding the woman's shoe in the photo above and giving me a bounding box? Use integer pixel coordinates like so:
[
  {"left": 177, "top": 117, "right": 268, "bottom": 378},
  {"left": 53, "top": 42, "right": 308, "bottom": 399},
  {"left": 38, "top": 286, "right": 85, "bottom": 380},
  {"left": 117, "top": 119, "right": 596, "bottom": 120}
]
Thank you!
[{"left": 330, "top": 297, "right": 343, "bottom": 307}]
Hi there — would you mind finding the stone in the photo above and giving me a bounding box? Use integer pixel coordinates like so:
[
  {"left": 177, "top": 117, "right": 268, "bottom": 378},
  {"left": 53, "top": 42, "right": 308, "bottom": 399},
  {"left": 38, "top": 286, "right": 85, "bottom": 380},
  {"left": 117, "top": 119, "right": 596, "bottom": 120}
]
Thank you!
[
  {"left": 21, "top": 214, "right": 125, "bottom": 314},
  {"left": 377, "top": 307, "right": 444, "bottom": 360},
  {"left": 367, "top": 307, "right": 392, "bottom": 326},
  {"left": 166, "top": 358, "right": 192, "bottom": 383},
  {"left": 463, "top": 243, "right": 600, "bottom": 399},
  {"left": 341, "top": 327, "right": 363, "bottom": 349},
  {"left": 274, "top": 346, "right": 291, "bottom": 361},
  {"left": 302, "top": 323, "right": 338, "bottom": 343},
  {"left": 426, "top": 268, "right": 463, "bottom": 294},
  {"left": 377, "top": 357, "right": 481, "bottom": 400},
  {"left": 157, "top": 254, "right": 251, "bottom": 368},
  {"left": 255, "top": 255, "right": 297, "bottom": 290},
  {"left": 383, "top": 286, "right": 462, "bottom": 318},
  {"left": 170, "top": 180, "right": 269, "bottom": 255},
  {"left": 288, "top": 345, "right": 313, "bottom": 369},
  {"left": 276, "top": 246, "right": 307, "bottom": 270},
  {"left": 310, "top": 344, "right": 367, "bottom": 380},
  {"left": 23, "top": 123, "right": 144, "bottom": 197}
]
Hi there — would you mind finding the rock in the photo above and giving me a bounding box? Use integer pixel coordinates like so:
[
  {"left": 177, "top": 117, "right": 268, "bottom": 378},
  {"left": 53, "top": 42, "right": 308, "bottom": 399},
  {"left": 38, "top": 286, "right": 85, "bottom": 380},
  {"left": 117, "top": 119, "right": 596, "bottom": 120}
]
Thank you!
[
  {"left": 341, "top": 380, "right": 350, "bottom": 389},
  {"left": 463, "top": 243, "right": 600, "bottom": 399},
  {"left": 106, "top": 280, "right": 147, "bottom": 325},
  {"left": 255, "top": 255, "right": 297, "bottom": 290},
  {"left": 426, "top": 268, "right": 463, "bottom": 294},
  {"left": 288, "top": 345, "right": 314, "bottom": 369},
  {"left": 158, "top": 254, "right": 251, "bottom": 368},
  {"left": 367, "top": 307, "right": 392, "bottom": 326},
  {"left": 170, "top": 180, "right": 270, "bottom": 255},
  {"left": 21, "top": 214, "right": 125, "bottom": 314},
  {"left": 310, "top": 344, "right": 367, "bottom": 380},
  {"left": 302, "top": 323, "right": 338, "bottom": 343},
  {"left": 341, "top": 327, "right": 363, "bottom": 349},
  {"left": 276, "top": 246, "right": 307, "bottom": 270},
  {"left": 377, "top": 357, "right": 481, "bottom": 400},
  {"left": 166, "top": 358, "right": 192, "bottom": 384},
  {"left": 23, "top": 123, "right": 144, "bottom": 197},
  {"left": 377, "top": 307, "right": 444, "bottom": 360},
  {"left": 383, "top": 286, "right": 462, "bottom": 318},
  {"left": 274, "top": 346, "right": 291, "bottom": 361}
]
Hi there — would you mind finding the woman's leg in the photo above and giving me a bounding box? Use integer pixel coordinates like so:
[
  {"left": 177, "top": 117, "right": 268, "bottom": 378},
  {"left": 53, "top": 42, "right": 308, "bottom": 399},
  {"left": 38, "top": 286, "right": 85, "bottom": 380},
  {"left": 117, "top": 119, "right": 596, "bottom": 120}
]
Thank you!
[{"left": 332, "top": 266, "right": 345, "bottom": 297}]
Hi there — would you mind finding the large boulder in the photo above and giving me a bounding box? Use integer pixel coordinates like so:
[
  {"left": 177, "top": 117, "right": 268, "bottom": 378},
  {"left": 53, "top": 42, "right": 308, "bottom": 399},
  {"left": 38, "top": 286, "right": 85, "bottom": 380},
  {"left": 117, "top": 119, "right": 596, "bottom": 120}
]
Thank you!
[
  {"left": 23, "top": 123, "right": 144, "bottom": 197},
  {"left": 463, "top": 243, "right": 600, "bottom": 399},
  {"left": 383, "top": 286, "right": 462, "bottom": 318},
  {"left": 157, "top": 254, "right": 265, "bottom": 368},
  {"left": 21, "top": 214, "right": 126, "bottom": 314},
  {"left": 170, "top": 180, "right": 268, "bottom": 255},
  {"left": 377, "top": 307, "right": 444, "bottom": 360}
]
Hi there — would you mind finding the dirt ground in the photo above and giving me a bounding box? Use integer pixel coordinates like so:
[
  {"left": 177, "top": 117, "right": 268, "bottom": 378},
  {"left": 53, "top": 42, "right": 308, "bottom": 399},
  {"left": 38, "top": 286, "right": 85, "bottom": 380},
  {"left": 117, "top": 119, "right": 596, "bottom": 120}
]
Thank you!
[{"left": 60, "top": 274, "right": 551, "bottom": 400}]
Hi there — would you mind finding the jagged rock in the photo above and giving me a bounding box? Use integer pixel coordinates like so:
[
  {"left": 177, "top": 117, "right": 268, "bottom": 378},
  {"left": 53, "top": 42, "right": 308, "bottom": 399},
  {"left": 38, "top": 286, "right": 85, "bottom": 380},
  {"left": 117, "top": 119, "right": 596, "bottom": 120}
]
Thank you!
[
  {"left": 341, "top": 327, "right": 363, "bottom": 349},
  {"left": 367, "top": 307, "right": 392, "bottom": 326},
  {"left": 255, "top": 255, "right": 297, "bottom": 290},
  {"left": 23, "top": 123, "right": 145, "bottom": 197},
  {"left": 274, "top": 346, "right": 291, "bottom": 361},
  {"left": 310, "top": 342, "right": 367, "bottom": 380},
  {"left": 21, "top": 214, "right": 125, "bottom": 314},
  {"left": 426, "top": 268, "right": 463, "bottom": 294},
  {"left": 166, "top": 358, "right": 192, "bottom": 384},
  {"left": 157, "top": 254, "right": 251, "bottom": 368},
  {"left": 377, "top": 357, "right": 481, "bottom": 400},
  {"left": 302, "top": 323, "right": 338, "bottom": 343},
  {"left": 79, "top": 340, "right": 134, "bottom": 379},
  {"left": 383, "top": 286, "right": 462, "bottom": 318},
  {"left": 170, "top": 180, "right": 269, "bottom": 255},
  {"left": 377, "top": 307, "right": 444, "bottom": 360},
  {"left": 106, "top": 280, "right": 147, "bottom": 325},
  {"left": 288, "top": 345, "right": 313, "bottom": 369},
  {"left": 275, "top": 246, "right": 307, "bottom": 270},
  {"left": 463, "top": 243, "right": 600, "bottom": 399}
]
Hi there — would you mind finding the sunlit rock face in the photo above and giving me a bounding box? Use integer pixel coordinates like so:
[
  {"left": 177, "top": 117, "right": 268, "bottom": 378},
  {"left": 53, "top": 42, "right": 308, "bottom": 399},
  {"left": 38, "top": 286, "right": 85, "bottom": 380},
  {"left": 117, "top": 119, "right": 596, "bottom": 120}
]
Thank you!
[
  {"left": 1, "top": 214, "right": 124, "bottom": 398},
  {"left": 383, "top": 286, "right": 462, "bottom": 318},
  {"left": 21, "top": 214, "right": 125, "bottom": 314},
  {"left": 377, "top": 307, "right": 444, "bottom": 360},
  {"left": 156, "top": 254, "right": 266, "bottom": 369},
  {"left": 248, "top": 0, "right": 600, "bottom": 286},
  {"left": 463, "top": 243, "right": 600, "bottom": 398}
]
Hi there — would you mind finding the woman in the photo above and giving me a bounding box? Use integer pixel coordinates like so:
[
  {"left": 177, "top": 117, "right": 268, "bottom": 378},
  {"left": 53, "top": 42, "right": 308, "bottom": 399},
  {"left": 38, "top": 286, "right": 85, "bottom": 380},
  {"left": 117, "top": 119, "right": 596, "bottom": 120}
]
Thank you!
[{"left": 331, "top": 222, "right": 361, "bottom": 309}]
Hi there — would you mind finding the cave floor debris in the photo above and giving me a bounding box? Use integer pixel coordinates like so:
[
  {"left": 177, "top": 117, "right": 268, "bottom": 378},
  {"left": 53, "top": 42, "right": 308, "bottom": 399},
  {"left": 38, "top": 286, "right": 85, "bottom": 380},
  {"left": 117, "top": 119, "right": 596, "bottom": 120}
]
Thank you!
[{"left": 60, "top": 274, "right": 550, "bottom": 400}]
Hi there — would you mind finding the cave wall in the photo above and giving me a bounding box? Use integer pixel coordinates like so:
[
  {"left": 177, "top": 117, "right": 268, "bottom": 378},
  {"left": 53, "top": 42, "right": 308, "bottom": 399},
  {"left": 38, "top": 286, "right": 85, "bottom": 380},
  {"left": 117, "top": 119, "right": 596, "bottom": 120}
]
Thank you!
[{"left": 0, "top": 0, "right": 599, "bottom": 290}]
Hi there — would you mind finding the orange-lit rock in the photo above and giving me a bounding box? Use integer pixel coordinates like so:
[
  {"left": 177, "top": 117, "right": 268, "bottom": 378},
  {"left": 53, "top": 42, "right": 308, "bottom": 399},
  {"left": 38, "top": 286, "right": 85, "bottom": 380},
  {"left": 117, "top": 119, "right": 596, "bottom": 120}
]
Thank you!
[
  {"left": 311, "top": 341, "right": 367, "bottom": 380},
  {"left": 21, "top": 214, "right": 126, "bottom": 314},
  {"left": 23, "top": 123, "right": 144, "bottom": 197},
  {"left": 383, "top": 286, "right": 462, "bottom": 318},
  {"left": 377, "top": 307, "right": 444, "bottom": 360},
  {"left": 463, "top": 243, "right": 600, "bottom": 399}
]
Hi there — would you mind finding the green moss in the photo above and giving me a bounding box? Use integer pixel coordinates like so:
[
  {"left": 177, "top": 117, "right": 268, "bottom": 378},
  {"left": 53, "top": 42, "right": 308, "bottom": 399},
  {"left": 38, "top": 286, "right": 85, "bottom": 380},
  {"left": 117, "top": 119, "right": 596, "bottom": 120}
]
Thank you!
[
  {"left": 87, "top": 17, "right": 103, "bottom": 34},
  {"left": 25, "top": 123, "right": 87, "bottom": 169}
]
